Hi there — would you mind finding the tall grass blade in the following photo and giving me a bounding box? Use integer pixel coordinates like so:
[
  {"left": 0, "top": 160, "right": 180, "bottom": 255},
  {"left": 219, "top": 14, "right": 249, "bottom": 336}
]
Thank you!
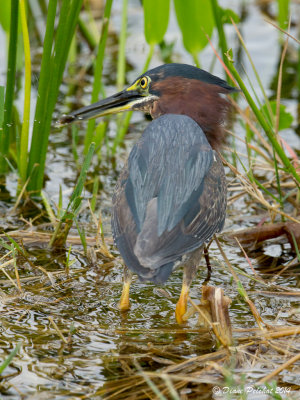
[
  {"left": 49, "top": 142, "right": 95, "bottom": 248},
  {"left": 78, "top": 16, "right": 97, "bottom": 50},
  {"left": 144, "top": 43, "right": 155, "bottom": 71},
  {"left": 27, "top": 0, "right": 83, "bottom": 194},
  {"left": 0, "top": 0, "right": 19, "bottom": 173},
  {"left": 277, "top": 0, "right": 289, "bottom": 30},
  {"left": 231, "top": 19, "right": 273, "bottom": 124},
  {"left": 133, "top": 360, "right": 168, "bottom": 400},
  {"left": 91, "top": 176, "right": 99, "bottom": 213},
  {"left": 69, "top": 143, "right": 95, "bottom": 207},
  {"left": 26, "top": 0, "right": 57, "bottom": 187},
  {"left": 112, "top": 0, "right": 130, "bottom": 154},
  {"left": 72, "top": 125, "right": 79, "bottom": 165},
  {"left": 0, "top": 86, "right": 4, "bottom": 127},
  {"left": 226, "top": 57, "right": 300, "bottom": 185},
  {"left": 211, "top": 0, "right": 228, "bottom": 63},
  {"left": 41, "top": 191, "right": 57, "bottom": 226},
  {"left": 0, "top": 342, "right": 22, "bottom": 374},
  {"left": 19, "top": 0, "right": 31, "bottom": 185},
  {"left": 84, "top": 0, "right": 113, "bottom": 154},
  {"left": 117, "top": 0, "right": 128, "bottom": 91},
  {"left": 236, "top": 151, "right": 282, "bottom": 204},
  {"left": 58, "top": 185, "right": 63, "bottom": 219},
  {"left": 75, "top": 218, "right": 87, "bottom": 256}
]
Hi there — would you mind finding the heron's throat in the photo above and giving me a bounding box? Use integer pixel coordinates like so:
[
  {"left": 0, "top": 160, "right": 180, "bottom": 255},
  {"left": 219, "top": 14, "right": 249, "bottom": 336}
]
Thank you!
[
  {"left": 149, "top": 77, "right": 233, "bottom": 150},
  {"left": 131, "top": 94, "right": 159, "bottom": 114}
]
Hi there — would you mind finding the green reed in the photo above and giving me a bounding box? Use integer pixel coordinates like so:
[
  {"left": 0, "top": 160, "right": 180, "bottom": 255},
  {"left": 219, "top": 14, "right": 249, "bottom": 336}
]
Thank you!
[
  {"left": 0, "top": 342, "right": 22, "bottom": 374},
  {"left": 277, "top": 0, "right": 289, "bottom": 30},
  {"left": 227, "top": 56, "right": 300, "bottom": 186},
  {"left": 1, "top": 0, "right": 298, "bottom": 203},
  {"left": 83, "top": 0, "right": 113, "bottom": 155},
  {"left": 27, "top": 0, "right": 83, "bottom": 194},
  {"left": 0, "top": 0, "right": 84, "bottom": 193},
  {"left": 19, "top": 0, "right": 31, "bottom": 185},
  {"left": 48, "top": 142, "right": 95, "bottom": 248},
  {"left": 0, "top": 0, "right": 19, "bottom": 173}
]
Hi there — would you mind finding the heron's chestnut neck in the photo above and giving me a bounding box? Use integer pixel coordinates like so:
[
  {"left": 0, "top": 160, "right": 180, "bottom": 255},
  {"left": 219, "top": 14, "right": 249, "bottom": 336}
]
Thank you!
[{"left": 149, "top": 77, "right": 232, "bottom": 150}]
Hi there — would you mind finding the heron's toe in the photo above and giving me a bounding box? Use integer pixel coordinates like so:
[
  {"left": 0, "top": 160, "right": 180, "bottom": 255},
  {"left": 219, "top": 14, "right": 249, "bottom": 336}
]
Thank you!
[
  {"left": 175, "top": 296, "right": 188, "bottom": 324},
  {"left": 119, "top": 282, "right": 131, "bottom": 311}
]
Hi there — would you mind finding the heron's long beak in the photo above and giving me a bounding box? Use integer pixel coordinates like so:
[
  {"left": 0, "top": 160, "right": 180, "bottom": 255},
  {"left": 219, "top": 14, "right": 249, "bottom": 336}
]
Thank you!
[{"left": 59, "top": 89, "right": 143, "bottom": 125}]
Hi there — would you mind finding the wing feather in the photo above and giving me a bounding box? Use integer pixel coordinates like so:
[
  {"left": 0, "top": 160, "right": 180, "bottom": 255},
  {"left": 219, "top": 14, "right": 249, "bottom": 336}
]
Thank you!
[{"left": 112, "top": 114, "right": 226, "bottom": 281}]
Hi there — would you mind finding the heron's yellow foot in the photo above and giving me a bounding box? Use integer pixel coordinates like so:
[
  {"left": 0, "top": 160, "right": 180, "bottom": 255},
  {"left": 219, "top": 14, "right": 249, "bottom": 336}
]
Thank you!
[
  {"left": 175, "top": 283, "right": 189, "bottom": 324},
  {"left": 118, "top": 282, "right": 131, "bottom": 311}
]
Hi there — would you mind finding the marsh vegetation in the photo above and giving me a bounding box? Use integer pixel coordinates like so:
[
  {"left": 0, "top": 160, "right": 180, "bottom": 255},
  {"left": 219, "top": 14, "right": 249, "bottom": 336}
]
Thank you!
[{"left": 0, "top": 0, "right": 299, "bottom": 398}]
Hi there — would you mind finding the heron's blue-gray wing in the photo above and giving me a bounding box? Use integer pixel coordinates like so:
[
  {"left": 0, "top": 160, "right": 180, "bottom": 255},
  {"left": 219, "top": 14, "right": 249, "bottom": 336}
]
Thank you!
[
  {"left": 112, "top": 114, "right": 226, "bottom": 281},
  {"left": 125, "top": 114, "right": 213, "bottom": 233}
]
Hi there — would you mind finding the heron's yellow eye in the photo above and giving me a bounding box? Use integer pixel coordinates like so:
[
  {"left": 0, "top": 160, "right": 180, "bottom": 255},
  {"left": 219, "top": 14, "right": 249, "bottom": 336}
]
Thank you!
[{"left": 140, "top": 77, "right": 148, "bottom": 89}]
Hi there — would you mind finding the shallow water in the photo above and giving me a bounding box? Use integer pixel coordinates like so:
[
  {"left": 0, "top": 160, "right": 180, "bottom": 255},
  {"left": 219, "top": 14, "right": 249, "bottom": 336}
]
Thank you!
[{"left": 0, "top": 1, "right": 300, "bottom": 399}]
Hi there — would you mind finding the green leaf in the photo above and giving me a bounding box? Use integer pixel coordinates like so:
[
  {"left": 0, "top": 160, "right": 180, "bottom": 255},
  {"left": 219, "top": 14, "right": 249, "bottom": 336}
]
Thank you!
[
  {"left": 71, "top": 196, "right": 82, "bottom": 214},
  {"left": 0, "top": 0, "right": 11, "bottom": 32},
  {"left": 69, "top": 142, "right": 95, "bottom": 208},
  {"left": 143, "top": 0, "right": 170, "bottom": 45},
  {"left": 174, "top": 0, "right": 215, "bottom": 56},
  {"left": 229, "top": 58, "right": 300, "bottom": 184},
  {"left": 220, "top": 7, "right": 240, "bottom": 24},
  {"left": 277, "top": 0, "right": 289, "bottom": 30},
  {"left": 0, "top": 342, "right": 22, "bottom": 374},
  {"left": 62, "top": 212, "right": 74, "bottom": 222},
  {"left": 261, "top": 101, "right": 293, "bottom": 131},
  {"left": 0, "top": 86, "right": 5, "bottom": 127},
  {"left": 27, "top": 0, "right": 84, "bottom": 193},
  {"left": 0, "top": 0, "right": 19, "bottom": 173},
  {"left": 74, "top": 218, "right": 87, "bottom": 255}
]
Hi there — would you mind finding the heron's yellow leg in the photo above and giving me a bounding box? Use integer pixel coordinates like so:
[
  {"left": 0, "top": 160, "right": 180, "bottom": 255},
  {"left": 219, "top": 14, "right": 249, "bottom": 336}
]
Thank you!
[
  {"left": 118, "top": 267, "right": 133, "bottom": 311},
  {"left": 175, "top": 263, "right": 199, "bottom": 324},
  {"left": 175, "top": 282, "right": 189, "bottom": 324}
]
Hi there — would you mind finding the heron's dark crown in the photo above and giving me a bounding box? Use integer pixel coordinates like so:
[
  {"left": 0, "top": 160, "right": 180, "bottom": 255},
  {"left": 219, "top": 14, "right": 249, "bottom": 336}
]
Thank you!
[{"left": 137, "top": 63, "right": 237, "bottom": 94}]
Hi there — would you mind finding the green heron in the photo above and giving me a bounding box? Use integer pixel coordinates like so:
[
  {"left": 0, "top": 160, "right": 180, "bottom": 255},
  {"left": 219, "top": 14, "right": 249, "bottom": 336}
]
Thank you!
[{"left": 60, "top": 63, "right": 236, "bottom": 323}]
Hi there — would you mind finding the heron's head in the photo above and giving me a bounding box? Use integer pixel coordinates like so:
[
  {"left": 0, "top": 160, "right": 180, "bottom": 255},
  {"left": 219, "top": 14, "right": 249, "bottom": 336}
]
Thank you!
[{"left": 60, "top": 63, "right": 237, "bottom": 148}]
